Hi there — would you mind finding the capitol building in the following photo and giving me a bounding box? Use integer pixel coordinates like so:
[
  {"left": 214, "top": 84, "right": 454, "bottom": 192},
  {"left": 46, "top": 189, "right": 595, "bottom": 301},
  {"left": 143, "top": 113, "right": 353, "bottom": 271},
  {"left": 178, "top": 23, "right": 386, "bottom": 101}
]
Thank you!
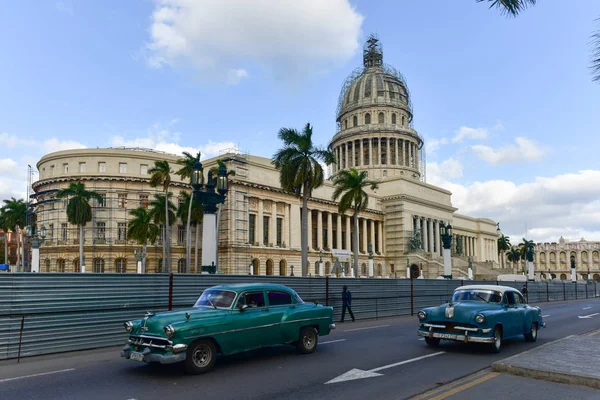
[{"left": 32, "top": 36, "right": 502, "bottom": 278}]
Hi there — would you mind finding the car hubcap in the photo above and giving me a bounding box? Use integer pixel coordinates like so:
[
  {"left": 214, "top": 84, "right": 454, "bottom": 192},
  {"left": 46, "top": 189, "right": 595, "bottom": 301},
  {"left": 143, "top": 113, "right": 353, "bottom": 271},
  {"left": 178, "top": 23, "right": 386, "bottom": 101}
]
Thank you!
[
  {"left": 495, "top": 331, "right": 501, "bottom": 349},
  {"left": 192, "top": 345, "right": 211, "bottom": 368},
  {"left": 303, "top": 331, "right": 315, "bottom": 349},
  {"left": 532, "top": 324, "right": 537, "bottom": 339}
]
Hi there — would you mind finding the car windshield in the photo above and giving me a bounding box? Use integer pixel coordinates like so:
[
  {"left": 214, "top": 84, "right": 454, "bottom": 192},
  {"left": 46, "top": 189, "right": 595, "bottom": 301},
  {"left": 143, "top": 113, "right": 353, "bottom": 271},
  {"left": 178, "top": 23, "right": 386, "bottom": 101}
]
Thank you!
[
  {"left": 452, "top": 289, "right": 502, "bottom": 303},
  {"left": 193, "top": 290, "right": 237, "bottom": 309}
]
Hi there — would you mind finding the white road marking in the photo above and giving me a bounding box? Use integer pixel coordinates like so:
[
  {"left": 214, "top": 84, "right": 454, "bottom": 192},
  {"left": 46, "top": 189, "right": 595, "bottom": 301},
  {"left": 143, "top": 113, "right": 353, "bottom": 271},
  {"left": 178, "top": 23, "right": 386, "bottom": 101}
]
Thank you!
[
  {"left": 320, "top": 339, "right": 346, "bottom": 345},
  {"left": 542, "top": 315, "right": 551, "bottom": 318},
  {"left": 325, "top": 352, "right": 444, "bottom": 384},
  {"left": 343, "top": 324, "right": 390, "bottom": 332},
  {"left": 418, "top": 338, "right": 425, "bottom": 341},
  {"left": 583, "top": 307, "right": 592, "bottom": 310},
  {"left": 0, "top": 368, "right": 75, "bottom": 383},
  {"left": 578, "top": 313, "right": 599, "bottom": 319}
]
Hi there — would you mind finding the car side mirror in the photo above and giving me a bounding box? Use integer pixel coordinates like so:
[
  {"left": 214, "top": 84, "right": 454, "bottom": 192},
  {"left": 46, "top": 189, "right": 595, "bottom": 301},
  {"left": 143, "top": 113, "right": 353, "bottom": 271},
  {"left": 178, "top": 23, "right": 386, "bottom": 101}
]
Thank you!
[
  {"left": 238, "top": 304, "right": 249, "bottom": 312},
  {"left": 313, "top": 300, "right": 319, "bottom": 306}
]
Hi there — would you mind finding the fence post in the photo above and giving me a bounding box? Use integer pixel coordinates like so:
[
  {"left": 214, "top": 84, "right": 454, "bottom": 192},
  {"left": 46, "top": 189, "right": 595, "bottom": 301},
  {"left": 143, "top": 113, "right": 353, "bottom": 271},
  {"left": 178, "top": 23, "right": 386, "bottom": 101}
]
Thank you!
[
  {"left": 563, "top": 282, "right": 566, "bottom": 301},
  {"left": 410, "top": 277, "right": 414, "bottom": 317},
  {"left": 546, "top": 281, "right": 549, "bottom": 303},
  {"left": 325, "top": 276, "right": 329, "bottom": 306},
  {"left": 168, "top": 273, "right": 174, "bottom": 311},
  {"left": 525, "top": 280, "right": 529, "bottom": 304},
  {"left": 17, "top": 315, "right": 25, "bottom": 363},
  {"left": 575, "top": 282, "right": 577, "bottom": 300}
]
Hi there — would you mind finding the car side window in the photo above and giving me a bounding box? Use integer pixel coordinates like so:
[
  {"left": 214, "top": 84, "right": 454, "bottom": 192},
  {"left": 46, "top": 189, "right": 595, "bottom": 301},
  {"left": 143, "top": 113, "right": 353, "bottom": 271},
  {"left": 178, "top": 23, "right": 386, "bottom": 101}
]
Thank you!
[
  {"left": 516, "top": 293, "right": 526, "bottom": 304},
  {"left": 506, "top": 292, "right": 516, "bottom": 306},
  {"left": 268, "top": 291, "right": 292, "bottom": 306},
  {"left": 238, "top": 292, "right": 266, "bottom": 308}
]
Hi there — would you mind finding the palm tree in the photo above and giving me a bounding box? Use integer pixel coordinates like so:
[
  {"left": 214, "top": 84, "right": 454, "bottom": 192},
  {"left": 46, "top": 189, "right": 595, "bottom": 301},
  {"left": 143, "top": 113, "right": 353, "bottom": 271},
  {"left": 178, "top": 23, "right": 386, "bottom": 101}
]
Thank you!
[
  {"left": 1, "top": 198, "right": 27, "bottom": 268},
  {"left": 127, "top": 207, "right": 160, "bottom": 273},
  {"left": 177, "top": 192, "right": 203, "bottom": 273},
  {"left": 55, "top": 183, "right": 103, "bottom": 272},
  {"left": 0, "top": 208, "right": 10, "bottom": 265},
  {"left": 149, "top": 192, "right": 176, "bottom": 272},
  {"left": 332, "top": 168, "right": 379, "bottom": 276},
  {"left": 272, "top": 123, "right": 335, "bottom": 276},
  {"left": 497, "top": 234, "right": 511, "bottom": 269},
  {"left": 519, "top": 237, "right": 534, "bottom": 259},
  {"left": 507, "top": 247, "right": 521, "bottom": 271},
  {"left": 176, "top": 151, "right": 201, "bottom": 271},
  {"left": 148, "top": 160, "right": 173, "bottom": 273}
]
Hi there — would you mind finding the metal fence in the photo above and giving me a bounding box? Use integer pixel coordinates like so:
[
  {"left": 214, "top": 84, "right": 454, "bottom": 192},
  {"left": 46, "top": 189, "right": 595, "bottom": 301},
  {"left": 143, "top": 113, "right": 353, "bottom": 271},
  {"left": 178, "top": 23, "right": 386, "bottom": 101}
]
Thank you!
[{"left": 0, "top": 273, "right": 598, "bottom": 361}]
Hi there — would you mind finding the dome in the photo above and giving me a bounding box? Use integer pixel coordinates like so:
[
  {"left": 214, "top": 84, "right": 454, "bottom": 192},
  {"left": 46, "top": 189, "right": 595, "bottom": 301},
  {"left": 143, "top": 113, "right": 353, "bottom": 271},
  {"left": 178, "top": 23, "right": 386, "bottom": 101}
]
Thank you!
[{"left": 336, "top": 36, "right": 413, "bottom": 124}]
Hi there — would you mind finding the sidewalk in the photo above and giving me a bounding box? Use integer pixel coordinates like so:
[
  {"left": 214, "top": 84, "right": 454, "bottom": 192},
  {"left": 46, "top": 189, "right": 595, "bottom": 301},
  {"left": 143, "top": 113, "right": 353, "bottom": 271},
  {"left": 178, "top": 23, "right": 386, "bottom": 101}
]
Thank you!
[{"left": 491, "top": 330, "right": 600, "bottom": 389}]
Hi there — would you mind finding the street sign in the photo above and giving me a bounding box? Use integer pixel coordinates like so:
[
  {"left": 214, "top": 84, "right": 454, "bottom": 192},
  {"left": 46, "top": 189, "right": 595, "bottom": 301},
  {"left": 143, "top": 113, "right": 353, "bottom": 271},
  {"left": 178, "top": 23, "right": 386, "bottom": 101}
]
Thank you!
[{"left": 331, "top": 249, "right": 351, "bottom": 262}]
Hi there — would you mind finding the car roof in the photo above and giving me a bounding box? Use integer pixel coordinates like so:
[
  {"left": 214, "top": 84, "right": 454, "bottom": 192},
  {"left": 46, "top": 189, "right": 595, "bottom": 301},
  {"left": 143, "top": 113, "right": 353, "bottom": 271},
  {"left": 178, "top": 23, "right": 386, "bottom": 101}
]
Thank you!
[
  {"left": 455, "top": 285, "right": 522, "bottom": 294},
  {"left": 207, "top": 283, "right": 293, "bottom": 292}
]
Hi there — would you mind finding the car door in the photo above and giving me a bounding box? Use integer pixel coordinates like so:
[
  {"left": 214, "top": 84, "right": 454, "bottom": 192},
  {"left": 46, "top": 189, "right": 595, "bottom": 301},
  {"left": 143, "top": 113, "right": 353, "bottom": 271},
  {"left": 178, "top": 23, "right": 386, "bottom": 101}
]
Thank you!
[
  {"left": 503, "top": 292, "right": 520, "bottom": 337},
  {"left": 514, "top": 292, "right": 529, "bottom": 334},
  {"left": 228, "top": 291, "right": 272, "bottom": 350},
  {"left": 265, "top": 290, "right": 295, "bottom": 344}
]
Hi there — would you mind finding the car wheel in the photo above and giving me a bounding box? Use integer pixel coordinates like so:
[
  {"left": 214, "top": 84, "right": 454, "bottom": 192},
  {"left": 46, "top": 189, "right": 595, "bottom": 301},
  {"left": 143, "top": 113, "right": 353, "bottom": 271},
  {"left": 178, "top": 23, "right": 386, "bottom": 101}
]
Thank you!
[
  {"left": 184, "top": 339, "right": 216, "bottom": 374},
  {"left": 490, "top": 326, "right": 502, "bottom": 353},
  {"left": 525, "top": 322, "right": 538, "bottom": 342},
  {"left": 425, "top": 337, "right": 440, "bottom": 347},
  {"left": 296, "top": 327, "right": 318, "bottom": 354}
]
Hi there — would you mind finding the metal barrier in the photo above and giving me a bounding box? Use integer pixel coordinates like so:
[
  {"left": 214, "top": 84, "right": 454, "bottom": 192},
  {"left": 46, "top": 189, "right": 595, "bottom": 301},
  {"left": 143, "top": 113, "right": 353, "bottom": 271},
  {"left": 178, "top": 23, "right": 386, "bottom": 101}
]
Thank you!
[{"left": 0, "top": 273, "right": 598, "bottom": 361}]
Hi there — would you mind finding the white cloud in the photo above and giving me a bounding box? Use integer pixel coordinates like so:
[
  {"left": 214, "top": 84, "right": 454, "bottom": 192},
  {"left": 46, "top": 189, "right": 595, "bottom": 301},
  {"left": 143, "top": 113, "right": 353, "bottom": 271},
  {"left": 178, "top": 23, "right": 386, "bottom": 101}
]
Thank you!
[
  {"left": 0, "top": 159, "right": 19, "bottom": 175},
  {"left": 426, "top": 137, "right": 448, "bottom": 156},
  {"left": 427, "top": 162, "right": 600, "bottom": 242},
  {"left": 0, "top": 133, "right": 37, "bottom": 148},
  {"left": 471, "top": 137, "right": 545, "bottom": 165},
  {"left": 452, "top": 126, "right": 488, "bottom": 143},
  {"left": 145, "top": 0, "right": 364, "bottom": 83},
  {"left": 43, "top": 138, "right": 86, "bottom": 153}
]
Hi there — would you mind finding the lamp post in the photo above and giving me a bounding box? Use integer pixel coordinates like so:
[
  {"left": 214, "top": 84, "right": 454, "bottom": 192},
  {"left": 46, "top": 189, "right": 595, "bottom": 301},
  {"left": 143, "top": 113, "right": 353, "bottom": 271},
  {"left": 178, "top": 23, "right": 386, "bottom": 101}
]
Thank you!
[
  {"left": 134, "top": 248, "right": 144, "bottom": 274},
  {"left": 191, "top": 156, "right": 229, "bottom": 274},
  {"left": 440, "top": 222, "right": 453, "bottom": 279},
  {"left": 496, "top": 222, "right": 504, "bottom": 269},
  {"left": 368, "top": 242, "right": 374, "bottom": 278},
  {"left": 290, "top": 265, "right": 294, "bottom": 277},
  {"left": 318, "top": 250, "right": 323, "bottom": 276},
  {"left": 570, "top": 255, "right": 577, "bottom": 283},
  {"left": 29, "top": 225, "right": 46, "bottom": 273}
]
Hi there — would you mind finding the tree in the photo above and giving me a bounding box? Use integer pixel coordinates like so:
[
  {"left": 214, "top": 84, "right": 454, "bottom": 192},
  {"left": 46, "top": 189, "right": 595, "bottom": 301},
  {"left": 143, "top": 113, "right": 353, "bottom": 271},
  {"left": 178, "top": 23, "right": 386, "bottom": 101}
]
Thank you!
[
  {"left": 56, "top": 183, "right": 103, "bottom": 272},
  {"left": 272, "top": 123, "right": 335, "bottom": 276},
  {"left": 507, "top": 247, "right": 521, "bottom": 270},
  {"left": 1, "top": 198, "right": 27, "bottom": 268},
  {"left": 177, "top": 191, "right": 203, "bottom": 273},
  {"left": 478, "top": 0, "right": 600, "bottom": 82},
  {"left": 127, "top": 207, "right": 160, "bottom": 273},
  {"left": 0, "top": 209, "right": 10, "bottom": 265},
  {"left": 149, "top": 160, "right": 173, "bottom": 273},
  {"left": 497, "top": 234, "right": 511, "bottom": 269},
  {"left": 519, "top": 237, "right": 534, "bottom": 260},
  {"left": 149, "top": 192, "right": 176, "bottom": 272},
  {"left": 332, "top": 168, "right": 379, "bottom": 276},
  {"left": 176, "top": 151, "right": 201, "bottom": 272}
]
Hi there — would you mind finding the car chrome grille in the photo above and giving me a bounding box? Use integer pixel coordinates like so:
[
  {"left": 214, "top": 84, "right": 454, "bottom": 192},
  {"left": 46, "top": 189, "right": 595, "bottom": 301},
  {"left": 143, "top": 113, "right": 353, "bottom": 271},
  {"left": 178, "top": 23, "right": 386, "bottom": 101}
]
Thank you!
[
  {"left": 429, "top": 322, "right": 478, "bottom": 333},
  {"left": 128, "top": 335, "right": 172, "bottom": 349}
]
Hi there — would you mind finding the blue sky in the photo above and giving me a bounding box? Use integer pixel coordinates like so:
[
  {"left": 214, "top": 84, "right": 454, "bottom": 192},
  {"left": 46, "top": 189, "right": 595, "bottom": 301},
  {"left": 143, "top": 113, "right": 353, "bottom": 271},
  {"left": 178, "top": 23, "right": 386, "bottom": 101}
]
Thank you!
[{"left": 1, "top": 0, "right": 600, "bottom": 243}]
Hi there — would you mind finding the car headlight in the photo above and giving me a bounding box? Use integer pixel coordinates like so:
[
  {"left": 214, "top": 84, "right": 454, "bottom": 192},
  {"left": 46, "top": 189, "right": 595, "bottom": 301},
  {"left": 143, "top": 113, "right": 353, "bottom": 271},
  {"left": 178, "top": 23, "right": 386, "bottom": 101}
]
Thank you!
[
  {"left": 124, "top": 321, "right": 133, "bottom": 332},
  {"left": 164, "top": 324, "right": 175, "bottom": 338},
  {"left": 417, "top": 311, "right": 427, "bottom": 320},
  {"left": 475, "top": 314, "right": 486, "bottom": 324}
]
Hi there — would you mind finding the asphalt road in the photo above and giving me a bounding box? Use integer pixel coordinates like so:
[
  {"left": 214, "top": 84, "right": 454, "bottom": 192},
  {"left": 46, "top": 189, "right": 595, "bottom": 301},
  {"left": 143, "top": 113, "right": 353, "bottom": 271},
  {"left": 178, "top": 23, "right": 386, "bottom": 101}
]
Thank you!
[{"left": 1, "top": 298, "right": 599, "bottom": 400}]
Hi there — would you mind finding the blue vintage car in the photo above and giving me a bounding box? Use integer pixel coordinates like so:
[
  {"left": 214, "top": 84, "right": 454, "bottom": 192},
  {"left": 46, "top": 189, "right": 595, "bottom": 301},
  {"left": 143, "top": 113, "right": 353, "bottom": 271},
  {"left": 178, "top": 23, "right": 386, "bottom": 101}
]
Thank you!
[{"left": 417, "top": 285, "right": 546, "bottom": 352}]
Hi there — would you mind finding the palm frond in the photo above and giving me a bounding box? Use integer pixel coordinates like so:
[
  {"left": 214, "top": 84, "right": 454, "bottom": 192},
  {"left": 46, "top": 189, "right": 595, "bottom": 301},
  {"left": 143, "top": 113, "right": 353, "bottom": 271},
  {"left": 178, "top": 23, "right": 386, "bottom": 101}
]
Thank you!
[
  {"left": 477, "top": 0, "right": 536, "bottom": 17},
  {"left": 591, "top": 17, "right": 600, "bottom": 82}
]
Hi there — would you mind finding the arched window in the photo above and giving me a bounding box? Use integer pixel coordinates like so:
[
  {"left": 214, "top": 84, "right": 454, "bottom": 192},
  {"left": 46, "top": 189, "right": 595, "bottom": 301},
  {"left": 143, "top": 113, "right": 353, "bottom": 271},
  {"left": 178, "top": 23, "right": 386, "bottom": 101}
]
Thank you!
[
  {"left": 57, "top": 259, "right": 65, "bottom": 273},
  {"left": 279, "top": 260, "right": 287, "bottom": 276},
  {"left": 353, "top": 116, "right": 358, "bottom": 127},
  {"left": 377, "top": 264, "right": 383, "bottom": 276},
  {"left": 560, "top": 273, "right": 567, "bottom": 280},
  {"left": 93, "top": 258, "right": 105, "bottom": 273},
  {"left": 177, "top": 258, "right": 186, "bottom": 273},
  {"left": 115, "top": 258, "right": 126, "bottom": 273},
  {"left": 44, "top": 259, "right": 51, "bottom": 272},
  {"left": 325, "top": 261, "right": 331, "bottom": 275},
  {"left": 378, "top": 112, "right": 384, "bottom": 124},
  {"left": 365, "top": 113, "right": 371, "bottom": 124},
  {"left": 391, "top": 113, "right": 397, "bottom": 124},
  {"left": 402, "top": 115, "right": 405, "bottom": 126},
  {"left": 344, "top": 119, "right": 348, "bottom": 129},
  {"left": 594, "top": 274, "right": 600, "bottom": 282},
  {"left": 361, "top": 263, "right": 367, "bottom": 276},
  {"left": 314, "top": 261, "right": 320, "bottom": 276},
  {"left": 73, "top": 258, "right": 80, "bottom": 273},
  {"left": 252, "top": 258, "right": 260, "bottom": 275},
  {"left": 266, "top": 259, "right": 274, "bottom": 276}
]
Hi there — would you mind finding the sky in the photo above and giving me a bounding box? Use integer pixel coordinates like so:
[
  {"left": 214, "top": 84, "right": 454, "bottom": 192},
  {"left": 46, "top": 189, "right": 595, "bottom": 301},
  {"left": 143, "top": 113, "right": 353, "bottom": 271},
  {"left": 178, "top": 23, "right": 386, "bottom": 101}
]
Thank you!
[{"left": 1, "top": 0, "right": 600, "bottom": 244}]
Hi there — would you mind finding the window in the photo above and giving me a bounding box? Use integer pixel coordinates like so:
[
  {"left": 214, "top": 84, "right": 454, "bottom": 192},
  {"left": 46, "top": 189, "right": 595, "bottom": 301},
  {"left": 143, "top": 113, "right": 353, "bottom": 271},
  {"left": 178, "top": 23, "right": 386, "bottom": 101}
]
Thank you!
[
  {"left": 57, "top": 259, "right": 65, "bottom": 273},
  {"left": 383, "top": 170, "right": 388, "bottom": 177},
  {"left": 238, "top": 292, "right": 266, "bottom": 308},
  {"left": 50, "top": 165, "right": 55, "bottom": 176},
  {"left": 365, "top": 113, "right": 371, "bottom": 124},
  {"left": 118, "top": 193, "right": 127, "bottom": 208},
  {"left": 48, "top": 223, "right": 54, "bottom": 239},
  {"left": 178, "top": 258, "right": 186, "bottom": 273},
  {"left": 139, "top": 194, "right": 148, "bottom": 209},
  {"left": 378, "top": 112, "right": 384, "bottom": 124},
  {"left": 61, "top": 223, "right": 68, "bottom": 241},
  {"left": 276, "top": 217, "right": 283, "bottom": 247},
  {"left": 249, "top": 214, "right": 256, "bottom": 244},
  {"left": 402, "top": 115, "right": 405, "bottom": 126},
  {"left": 515, "top": 293, "right": 525, "bottom": 304},
  {"left": 178, "top": 225, "right": 185, "bottom": 244},
  {"left": 98, "top": 193, "right": 106, "bottom": 208},
  {"left": 119, "top": 163, "right": 127, "bottom": 173},
  {"left": 344, "top": 120, "right": 348, "bottom": 129},
  {"left": 268, "top": 291, "right": 292, "bottom": 306},
  {"left": 392, "top": 113, "right": 397, "bottom": 124},
  {"left": 140, "top": 164, "right": 148, "bottom": 175},
  {"left": 98, "top": 162, "right": 106, "bottom": 173},
  {"left": 93, "top": 258, "right": 105, "bottom": 273},
  {"left": 263, "top": 216, "right": 269, "bottom": 246},
  {"left": 115, "top": 258, "right": 126, "bottom": 273},
  {"left": 63, "top": 163, "right": 69, "bottom": 174},
  {"left": 333, "top": 229, "right": 337, "bottom": 249},
  {"left": 118, "top": 223, "right": 127, "bottom": 241},
  {"left": 96, "top": 222, "right": 106, "bottom": 239},
  {"left": 505, "top": 292, "right": 516, "bottom": 306},
  {"left": 353, "top": 116, "right": 358, "bottom": 127},
  {"left": 79, "top": 162, "right": 86, "bottom": 173}
]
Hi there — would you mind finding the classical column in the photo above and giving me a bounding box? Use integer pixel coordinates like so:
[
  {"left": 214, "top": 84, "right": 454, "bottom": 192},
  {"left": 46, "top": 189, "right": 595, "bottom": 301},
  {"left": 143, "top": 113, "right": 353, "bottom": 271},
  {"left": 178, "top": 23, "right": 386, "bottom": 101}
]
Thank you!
[
  {"left": 327, "top": 212, "right": 333, "bottom": 250},
  {"left": 378, "top": 138, "right": 382, "bottom": 165},
  {"left": 345, "top": 215, "right": 351, "bottom": 251},
  {"left": 402, "top": 140, "right": 406, "bottom": 166},
  {"left": 360, "top": 139, "right": 364, "bottom": 166},
  {"left": 415, "top": 143, "right": 419, "bottom": 169},
  {"left": 422, "top": 217, "right": 428, "bottom": 252},
  {"left": 362, "top": 218, "right": 368, "bottom": 253},
  {"left": 378, "top": 220, "right": 383, "bottom": 254},
  {"left": 344, "top": 142, "right": 348, "bottom": 169},
  {"left": 370, "top": 219, "right": 375, "bottom": 252},
  {"left": 336, "top": 214, "right": 342, "bottom": 250},
  {"left": 386, "top": 137, "right": 391, "bottom": 165},
  {"left": 368, "top": 139, "right": 373, "bottom": 166},
  {"left": 428, "top": 219, "right": 434, "bottom": 254},
  {"left": 284, "top": 203, "right": 290, "bottom": 247},
  {"left": 307, "top": 208, "right": 312, "bottom": 250},
  {"left": 257, "top": 199, "right": 264, "bottom": 246},
  {"left": 271, "top": 201, "right": 277, "bottom": 246},
  {"left": 290, "top": 203, "right": 301, "bottom": 248},
  {"left": 317, "top": 210, "right": 323, "bottom": 250},
  {"left": 433, "top": 221, "right": 439, "bottom": 255}
]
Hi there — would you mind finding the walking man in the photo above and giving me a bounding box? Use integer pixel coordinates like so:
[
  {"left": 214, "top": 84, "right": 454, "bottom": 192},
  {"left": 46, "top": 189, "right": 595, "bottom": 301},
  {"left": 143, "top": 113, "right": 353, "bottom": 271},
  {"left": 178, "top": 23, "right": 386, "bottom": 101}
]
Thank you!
[{"left": 341, "top": 285, "right": 355, "bottom": 322}]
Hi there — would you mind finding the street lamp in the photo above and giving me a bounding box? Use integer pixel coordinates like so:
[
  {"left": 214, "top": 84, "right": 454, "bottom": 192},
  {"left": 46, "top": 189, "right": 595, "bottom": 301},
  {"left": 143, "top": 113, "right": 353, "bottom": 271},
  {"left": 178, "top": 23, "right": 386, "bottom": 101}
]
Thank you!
[
  {"left": 191, "top": 156, "right": 229, "bottom": 274},
  {"left": 440, "top": 222, "right": 453, "bottom": 279},
  {"left": 30, "top": 224, "right": 46, "bottom": 273},
  {"left": 134, "top": 248, "right": 144, "bottom": 274},
  {"left": 570, "top": 255, "right": 576, "bottom": 283},
  {"left": 318, "top": 250, "right": 323, "bottom": 276}
]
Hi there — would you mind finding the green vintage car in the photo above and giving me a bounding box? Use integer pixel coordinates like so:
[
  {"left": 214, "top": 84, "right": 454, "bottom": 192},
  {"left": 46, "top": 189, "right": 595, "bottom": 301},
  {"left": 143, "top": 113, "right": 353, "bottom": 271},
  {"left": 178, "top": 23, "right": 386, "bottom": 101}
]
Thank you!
[
  {"left": 120, "top": 283, "right": 335, "bottom": 373},
  {"left": 417, "top": 285, "right": 546, "bottom": 353}
]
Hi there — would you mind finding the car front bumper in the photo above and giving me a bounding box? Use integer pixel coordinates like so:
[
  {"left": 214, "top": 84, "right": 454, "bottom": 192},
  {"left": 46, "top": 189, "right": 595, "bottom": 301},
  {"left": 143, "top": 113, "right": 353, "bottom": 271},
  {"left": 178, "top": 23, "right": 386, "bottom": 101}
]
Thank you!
[
  {"left": 120, "top": 345, "right": 186, "bottom": 364},
  {"left": 417, "top": 329, "right": 495, "bottom": 343}
]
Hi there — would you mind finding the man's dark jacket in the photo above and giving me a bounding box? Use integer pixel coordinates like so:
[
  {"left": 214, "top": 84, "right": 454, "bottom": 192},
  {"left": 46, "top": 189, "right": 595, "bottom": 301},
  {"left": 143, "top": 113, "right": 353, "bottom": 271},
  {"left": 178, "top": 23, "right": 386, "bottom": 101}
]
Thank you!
[{"left": 342, "top": 290, "right": 352, "bottom": 306}]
